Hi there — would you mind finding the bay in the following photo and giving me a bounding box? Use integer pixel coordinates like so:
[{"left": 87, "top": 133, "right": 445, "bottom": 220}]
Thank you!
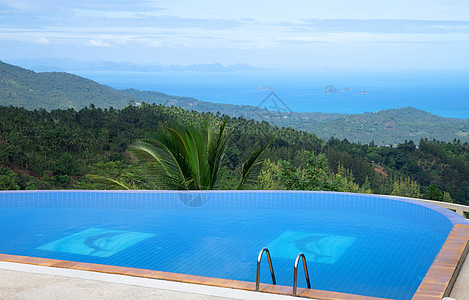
[{"left": 72, "top": 70, "right": 469, "bottom": 119}]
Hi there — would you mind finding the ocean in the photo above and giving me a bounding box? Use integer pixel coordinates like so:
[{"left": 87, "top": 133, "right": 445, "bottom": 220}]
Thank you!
[{"left": 73, "top": 70, "right": 469, "bottom": 119}]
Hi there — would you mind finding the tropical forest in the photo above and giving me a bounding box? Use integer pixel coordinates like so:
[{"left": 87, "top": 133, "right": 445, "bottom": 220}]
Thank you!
[{"left": 1, "top": 61, "right": 469, "bottom": 206}]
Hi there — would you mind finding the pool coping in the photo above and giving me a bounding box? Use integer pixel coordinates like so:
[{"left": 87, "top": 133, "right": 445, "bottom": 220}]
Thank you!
[
  {"left": 0, "top": 254, "right": 392, "bottom": 300},
  {"left": 1, "top": 191, "right": 469, "bottom": 299},
  {"left": 412, "top": 224, "right": 469, "bottom": 299}
]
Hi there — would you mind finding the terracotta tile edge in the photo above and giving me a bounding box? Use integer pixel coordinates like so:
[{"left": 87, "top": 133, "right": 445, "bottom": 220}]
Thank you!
[
  {"left": 0, "top": 253, "right": 392, "bottom": 300},
  {"left": 412, "top": 224, "right": 469, "bottom": 299}
]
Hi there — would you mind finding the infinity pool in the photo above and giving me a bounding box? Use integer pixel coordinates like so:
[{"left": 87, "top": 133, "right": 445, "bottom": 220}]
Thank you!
[{"left": 0, "top": 190, "right": 467, "bottom": 299}]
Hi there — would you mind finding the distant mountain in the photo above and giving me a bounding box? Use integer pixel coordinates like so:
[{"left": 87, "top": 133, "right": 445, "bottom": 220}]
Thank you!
[
  {"left": 8, "top": 58, "right": 262, "bottom": 72},
  {"left": 1, "top": 60, "right": 468, "bottom": 145},
  {"left": 0, "top": 60, "right": 137, "bottom": 110}
]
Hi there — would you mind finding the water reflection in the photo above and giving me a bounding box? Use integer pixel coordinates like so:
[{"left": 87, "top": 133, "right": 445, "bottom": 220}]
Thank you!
[{"left": 177, "top": 192, "right": 211, "bottom": 207}]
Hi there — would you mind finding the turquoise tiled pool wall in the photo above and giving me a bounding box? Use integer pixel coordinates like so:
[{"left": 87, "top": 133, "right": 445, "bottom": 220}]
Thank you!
[
  {"left": 0, "top": 190, "right": 455, "bottom": 234},
  {"left": 0, "top": 190, "right": 465, "bottom": 300}
]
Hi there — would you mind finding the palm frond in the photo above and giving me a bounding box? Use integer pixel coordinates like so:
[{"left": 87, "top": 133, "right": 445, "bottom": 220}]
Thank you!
[
  {"left": 118, "top": 121, "right": 236, "bottom": 190},
  {"left": 237, "top": 136, "right": 276, "bottom": 190},
  {"left": 87, "top": 174, "right": 133, "bottom": 190},
  {"left": 167, "top": 125, "right": 211, "bottom": 189},
  {"left": 129, "top": 136, "right": 191, "bottom": 189},
  {"left": 207, "top": 120, "right": 230, "bottom": 189}
]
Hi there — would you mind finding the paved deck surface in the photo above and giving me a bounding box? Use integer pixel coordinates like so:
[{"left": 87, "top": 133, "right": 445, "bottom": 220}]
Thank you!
[
  {"left": 0, "top": 256, "right": 468, "bottom": 300},
  {"left": 1, "top": 269, "right": 218, "bottom": 300},
  {"left": 0, "top": 262, "right": 298, "bottom": 300},
  {"left": 449, "top": 249, "right": 469, "bottom": 300}
]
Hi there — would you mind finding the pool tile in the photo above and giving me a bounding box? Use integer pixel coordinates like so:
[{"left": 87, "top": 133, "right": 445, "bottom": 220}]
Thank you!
[{"left": 2, "top": 191, "right": 469, "bottom": 300}]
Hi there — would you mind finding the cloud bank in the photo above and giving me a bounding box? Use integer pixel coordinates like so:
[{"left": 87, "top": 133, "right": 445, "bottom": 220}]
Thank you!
[{"left": 1, "top": 0, "right": 468, "bottom": 69}]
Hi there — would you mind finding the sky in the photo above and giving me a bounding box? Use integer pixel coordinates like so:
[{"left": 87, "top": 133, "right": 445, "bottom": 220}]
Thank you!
[{"left": 1, "top": 0, "right": 469, "bottom": 70}]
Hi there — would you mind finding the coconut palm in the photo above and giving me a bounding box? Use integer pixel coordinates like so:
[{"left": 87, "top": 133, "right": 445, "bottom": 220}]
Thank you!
[{"left": 113, "top": 120, "right": 273, "bottom": 190}]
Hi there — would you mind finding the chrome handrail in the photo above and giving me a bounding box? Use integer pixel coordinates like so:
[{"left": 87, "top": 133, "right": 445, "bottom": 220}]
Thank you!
[
  {"left": 293, "top": 252, "right": 311, "bottom": 296},
  {"left": 256, "top": 247, "right": 276, "bottom": 291}
]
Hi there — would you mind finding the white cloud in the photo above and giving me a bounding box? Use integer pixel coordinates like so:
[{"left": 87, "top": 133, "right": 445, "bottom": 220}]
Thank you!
[
  {"left": 35, "top": 37, "right": 50, "bottom": 44},
  {"left": 147, "top": 40, "right": 163, "bottom": 47},
  {"left": 73, "top": 9, "right": 141, "bottom": 19},
  {"left": 86, "top": 39, "right": 110, "bottom": 47}
]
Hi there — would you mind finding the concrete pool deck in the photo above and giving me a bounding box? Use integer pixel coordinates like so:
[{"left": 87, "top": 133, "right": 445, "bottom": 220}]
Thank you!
[
  {"left": 0, "top": 261, "right": 297, "bottom": 300},
  {"left": 1, "top": 257, "right": 468, "bottom": 300}
]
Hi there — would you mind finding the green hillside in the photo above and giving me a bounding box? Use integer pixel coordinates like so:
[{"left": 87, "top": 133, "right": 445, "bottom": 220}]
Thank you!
[
  {"left": 1, "top": 60, "right": 468, "bottom": 146},
  {"left": 310, "top": 107, "right": 469, "bottom": 146},
  {"left": 0, "top": 61, "right": 137, "bottom": 110},
  {"left": 121, "top": 89, "right": 469, "bottom": 146}
]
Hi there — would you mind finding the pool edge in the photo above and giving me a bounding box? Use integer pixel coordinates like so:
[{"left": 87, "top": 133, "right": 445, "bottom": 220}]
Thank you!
[
  {"left": 2, "top": 191, "right": 468, "bottom": 299},
  {"left": 412, "top": 224, "right": 469, "bottom": 300},
  {"left": 5, "top": 229, "right": 467, "bottom": 300},
  {"left": 0, "top": 253, "right": 391, "bottom": 300}
]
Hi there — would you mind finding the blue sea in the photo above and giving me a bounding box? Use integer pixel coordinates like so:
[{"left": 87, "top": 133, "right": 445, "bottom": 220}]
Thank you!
[{"left": 73, "top": 70, "right": 469, "bottom": 119}]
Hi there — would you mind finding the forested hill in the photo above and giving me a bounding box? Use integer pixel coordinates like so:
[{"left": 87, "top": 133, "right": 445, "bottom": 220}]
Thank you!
[
  {"left": 0, "top": 60, "right": 137, "bottom": 110},
  {"left": 311, "top": 107, "right": 469, "bottom": 146},
  {"left": 121, "top": 89, "right": 469, "bottom": 146},
  {"left": 1, "top": 60, "right": 468, "bottom": 146},
  {"left": 0, "top": 104, "right": 468, "bottom": 205}
]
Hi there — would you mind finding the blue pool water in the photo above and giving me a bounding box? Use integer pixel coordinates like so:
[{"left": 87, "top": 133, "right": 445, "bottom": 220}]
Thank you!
[{"left": 0, "top": 191, "right": 457, "bottom": 299}]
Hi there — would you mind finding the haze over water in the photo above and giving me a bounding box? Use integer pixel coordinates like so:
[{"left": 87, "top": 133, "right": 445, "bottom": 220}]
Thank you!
[{"left": 75, "top": 70, "right": 469, "bottom": 119}]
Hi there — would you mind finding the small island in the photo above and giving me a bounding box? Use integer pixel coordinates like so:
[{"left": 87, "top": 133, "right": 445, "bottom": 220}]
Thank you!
[{"left": 324, "top": 85, "right": 339, "bottom": 93}]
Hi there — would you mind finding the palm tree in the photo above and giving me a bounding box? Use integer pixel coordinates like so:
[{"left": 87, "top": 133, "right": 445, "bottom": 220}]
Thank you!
[{"left": 109, "top": 120, "right": 273, "bottom": 190}]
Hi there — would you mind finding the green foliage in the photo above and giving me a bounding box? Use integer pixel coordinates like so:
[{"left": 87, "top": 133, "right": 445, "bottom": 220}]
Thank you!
[
  {"left": 298, "top": 152, "right": 334, "bottom": 191},
  {"left": 332, "top": 165, "right": 372, "bottom": 194},
  {"left": 258, "top": 159, "right": 283, "bottom": 190},
  {"left": 274, "top": 151, "right": 373, "bottom": 193},
  {"left": 0, "top": 166, "right": 49, "bottom": 190},
  {"left": 127, "top": 121, "right": 230, "bottom": 190},
  {"left": 75, "top": 161, "right": 145, "bottom": 190},
  {"left": 0, "top": 102, "right": 468, "bottom": 205},
  {"left": 390, "top": 176, "right": 421, "bottom": 199},
  {"left": 442, "top": 191, "right": 453, "bottom": 203},
  {"left": 237, "top": 136, "right": 274, "bottom": 190},
  {"left": 0, "top": 168, "right": 20, "bottom": 190},
  {"left": 113, "top": 120, "right": 273, "bottom": 190},
  {"left": 423, "top": 185, "right": 443, "bottom": 201}
]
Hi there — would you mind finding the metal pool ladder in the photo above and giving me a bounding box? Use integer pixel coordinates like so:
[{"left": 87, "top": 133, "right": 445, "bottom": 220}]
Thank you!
[
  {"left": 256, "top": 247, "right": 276, "bottom": 291},
  {"left": 293, "top": 252, "right": 311, "bottom": 296}
]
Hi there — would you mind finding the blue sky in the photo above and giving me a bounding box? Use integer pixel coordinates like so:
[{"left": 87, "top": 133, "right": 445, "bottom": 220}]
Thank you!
[{"left": 1, "top": 0, "right": 469, "bottom": 70}]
